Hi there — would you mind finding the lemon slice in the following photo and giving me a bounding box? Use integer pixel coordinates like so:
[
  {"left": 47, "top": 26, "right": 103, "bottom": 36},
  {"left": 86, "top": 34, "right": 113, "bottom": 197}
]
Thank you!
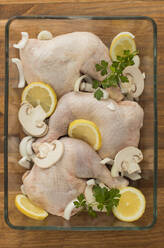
[
  {"left": 22, "top": 82, "right": 57, "bottom": 117},
  {"left": 15, "top": 194, "right": 48, "bottom": 220},
  {"left": 112, "top": 187, "right": 146, "bottom": 222},
  {"left": 68, "top": 119, "right": 102, "bottom": 150},
  {"left": 109, "top": 32, "right": 136, "bottom": 61}
]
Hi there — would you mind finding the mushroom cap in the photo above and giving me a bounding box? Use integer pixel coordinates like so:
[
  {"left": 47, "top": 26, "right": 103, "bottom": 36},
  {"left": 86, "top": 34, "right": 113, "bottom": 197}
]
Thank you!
[
  {"left": 111, "top": 146, "right": 143, "bottom": 177},
  {"left": 33, "top": 140, "right": 64, "bottom": 169},
  {"left": 18, "top": 103, "right": 48, "bottom": 137},
  {"left": 122, "top": 66, "right": 144, "bottom": 97}
]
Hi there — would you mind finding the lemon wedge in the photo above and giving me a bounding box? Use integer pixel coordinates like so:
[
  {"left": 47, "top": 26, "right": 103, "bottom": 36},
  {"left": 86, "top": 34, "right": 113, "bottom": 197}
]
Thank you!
[
  {"left": 109, "top": 32, "right": 136, "bottom": 61},
  {"left": 68, "top": 119, "right": 102, "bottom": 150},
  {"left": 22, "top": 82, "right": 57, "bottom": 117},
  {"left": 15, "top": 194, "right": 48, "bottom": 220},
  {"left": 112, "top": 187, "right": 146, "bottom": 222}
]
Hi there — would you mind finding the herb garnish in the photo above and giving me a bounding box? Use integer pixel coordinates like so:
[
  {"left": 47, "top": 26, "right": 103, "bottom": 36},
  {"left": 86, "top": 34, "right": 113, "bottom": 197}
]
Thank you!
[
  {"left": 73, "top": 185, "right": 121, "bottom": 217},
  {"left": 93, "top": 50, "right": 138, "bottom": 100}
]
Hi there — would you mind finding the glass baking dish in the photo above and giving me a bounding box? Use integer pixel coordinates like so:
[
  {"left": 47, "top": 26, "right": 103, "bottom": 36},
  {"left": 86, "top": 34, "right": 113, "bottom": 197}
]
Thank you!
[{"left": 4, "top": 16, "right": 157, "bottom": 230}]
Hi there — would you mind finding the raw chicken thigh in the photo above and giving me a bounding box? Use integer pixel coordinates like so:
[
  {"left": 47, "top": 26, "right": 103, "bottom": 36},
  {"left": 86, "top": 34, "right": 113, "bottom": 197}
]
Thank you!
[
  {"left": 20, "top": 32, "right": 111, "bottom": 98},
  {"left": 37, "top": 92, "right": 144, "bottom": 159},
  {"left": 23, "top": 138, "right": 128, "bottom": 217}
]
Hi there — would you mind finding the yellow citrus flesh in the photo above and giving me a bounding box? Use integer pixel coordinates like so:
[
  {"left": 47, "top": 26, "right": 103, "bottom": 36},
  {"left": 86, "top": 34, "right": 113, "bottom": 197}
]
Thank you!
[
  {"left": 15, "top": 194, "right": 48, "bottom": 220},
  {"left": 68, "top": 119, "right": 102, "bottom": 150},
  {"left": 112, "top": 187, "right": 146, "bottom": 222},
  {"left": 22, "top": 82, "right": 57, "bottom": 117},
  {"left": 109, "top": 32, "right": 136, "bottom": 61}
]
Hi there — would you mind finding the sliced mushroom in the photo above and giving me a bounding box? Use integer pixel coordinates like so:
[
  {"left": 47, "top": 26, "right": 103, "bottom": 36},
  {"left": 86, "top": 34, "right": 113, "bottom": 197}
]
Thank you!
[
  {"left": 111, "top": 146, "right": 143, "bottom": 180},
  {"left": 33, "top": 140, "right": 64, "bottom": 168},
  {"left": 74, "top": 75, "right": 93, "bottom": 92},
  {"left": 120, "top": 65, "right": 144, "bottom": 98},
  {"left": 37, "top": 30, "right": 53, "bottom": 40},
  {"left": 11, "top": 58, "right": 25, "bottom": 88},
  {"left": 13, "top": 32, "right": 29, "bottom": 49},
  {"left": 123, "top": 171, "right": 141, "bottom": 181},
  {"left": 106, "top": 86, "right": 124, "bottom": 102},
  {"left": 18, "top": 156, "right": 31, "bottom": 169},
  {"left": 18, "top": 136, "right": 35, "bottom": 169},
  {"left": 18, "top": 103, "right": 48, "bottom": 137},
  {"left": 19, "top": 136, "right": 35, "bottom": 157}
]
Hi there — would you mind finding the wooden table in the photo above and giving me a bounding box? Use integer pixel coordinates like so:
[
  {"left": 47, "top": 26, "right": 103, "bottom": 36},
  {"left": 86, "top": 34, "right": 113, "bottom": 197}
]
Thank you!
[{"left": 0, "top": 0, "right": 163, "bottom": 247}]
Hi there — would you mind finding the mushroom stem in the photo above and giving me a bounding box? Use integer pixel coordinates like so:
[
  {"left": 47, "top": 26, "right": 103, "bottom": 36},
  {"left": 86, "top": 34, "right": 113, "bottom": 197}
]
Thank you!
[
  {"left": 11, "top": 58, "right": 25, "bottom": 88},
  {"left": 13, "top": 32, "right": 29, "bottom": 49}
]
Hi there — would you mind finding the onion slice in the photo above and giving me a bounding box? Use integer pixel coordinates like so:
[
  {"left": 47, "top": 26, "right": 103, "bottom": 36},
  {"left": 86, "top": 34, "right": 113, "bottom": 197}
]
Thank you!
[
  {"left": 12, "top": 58, "right": 25, "bottom": 88},
  {"left": 63, "top": 198, "right": 77, "bottom": 220},
  {"left": 13, "top": 32, "right": 29, "bottom": 49},
  {"left": 87, "top": 179, "right": 95, "bottom": 186}
]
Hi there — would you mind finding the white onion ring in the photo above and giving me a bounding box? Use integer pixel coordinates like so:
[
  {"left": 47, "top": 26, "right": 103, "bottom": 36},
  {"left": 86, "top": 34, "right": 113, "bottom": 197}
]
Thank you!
[
  {"left": 87, "top": 179, "right": 95, "bottom": 186},
  {"left": 63, "top": 198, "right": 77, "bottom": 220},
  {"left": 13, "top": 32, "right": 29, "bottom": 49},
  {"left": 11, "top": 58, "right": 25, "bottom": 88}
]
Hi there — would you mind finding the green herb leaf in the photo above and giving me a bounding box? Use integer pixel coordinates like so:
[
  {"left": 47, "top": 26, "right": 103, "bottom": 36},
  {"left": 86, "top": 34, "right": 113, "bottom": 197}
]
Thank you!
[
  {"left": 77, "top": 193, "right": 85, "bottom": 203},
  {"left": 112, "top": 61, "right": 119, "bottom": 68},
  {"left": 101, "top": 60, "right": 108, "bottom": 67},
  {"left": 116, "top": 55, "right": 122, "bottom": 61},
  {"left": 93, "top": 49, "right": 139, "bottom": 100},
  {"left": 95, "top": 64, "right": 103, "bottom": 71},
  {"left": 74, "top": 185, "right": 121, "bottom": 218},
  {"left": 92, "top": 79, "right": 100, "bottom": 89},
  {"left": 119, "top": 75, "right": 129, "bottom": 82},
  {"left": 94, "top": 88, "right": 104, "bottom": 100},
  {"left": 101, "top": 69, "right": 108, "bottom": 76},
  {"left": 110, "top": 65, "right": 116, "bottom": 72},
  {"left": 123, "top": 49, "right": 130, "bottom": 55},
  {"left": 88, "top": 206, "right": 97, "bottom": 218}
]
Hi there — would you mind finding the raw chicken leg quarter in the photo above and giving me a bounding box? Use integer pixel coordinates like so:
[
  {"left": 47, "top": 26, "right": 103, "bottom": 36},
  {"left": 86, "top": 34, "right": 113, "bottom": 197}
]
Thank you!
[
  {"left": 20, "top": 32, "right": 111, "bottom": 98},
  {"left": 37, "top": 92, "right": 144, "bottom": 159},
  {"left": 23, "top": 137, "right": 128, "bottom": 218}
]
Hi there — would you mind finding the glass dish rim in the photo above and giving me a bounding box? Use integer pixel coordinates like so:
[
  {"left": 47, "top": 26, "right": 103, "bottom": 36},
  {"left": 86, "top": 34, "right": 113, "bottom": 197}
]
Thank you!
[{"left": 4, "top": 15, "right": 158, "bottom": 231}]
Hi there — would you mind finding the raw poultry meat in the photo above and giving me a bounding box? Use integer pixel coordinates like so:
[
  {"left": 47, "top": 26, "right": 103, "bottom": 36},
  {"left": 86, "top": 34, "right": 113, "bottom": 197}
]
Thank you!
[
  {"left": 20, "top": 32, "right": 111, "bottom": 98},
  {"left": 36, "top": 92, "right": 144, "bottom": 159},
  {"left": 23, "top": 137, "right": 128, "bottom": 217}
]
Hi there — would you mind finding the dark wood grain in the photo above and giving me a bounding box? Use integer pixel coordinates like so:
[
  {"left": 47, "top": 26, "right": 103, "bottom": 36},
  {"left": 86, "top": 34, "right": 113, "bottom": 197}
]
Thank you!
[{"left": 0, "top": 1, "right": 163, "bottom": 247}]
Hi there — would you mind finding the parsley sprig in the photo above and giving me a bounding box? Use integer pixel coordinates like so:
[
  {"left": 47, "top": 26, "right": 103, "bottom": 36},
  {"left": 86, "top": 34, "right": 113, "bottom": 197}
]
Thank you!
[
  {"left": 73, "top": 184, "right": 121, "bottom": 217},
  {"left": 93, "top": 50, "right": 138, "bottom": 100}
]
